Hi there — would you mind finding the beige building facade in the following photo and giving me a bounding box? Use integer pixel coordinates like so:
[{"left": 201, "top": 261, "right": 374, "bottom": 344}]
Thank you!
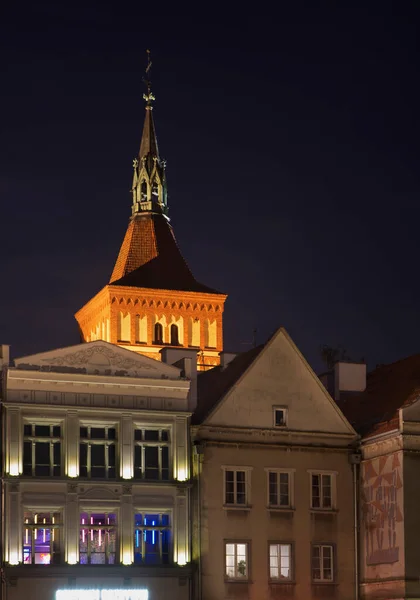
[
  {"left": 192, "top": 329, "right": 359, "bottom": 600},
  {"left": 0, "top": 341, "right": 193, "bottom": 600}
]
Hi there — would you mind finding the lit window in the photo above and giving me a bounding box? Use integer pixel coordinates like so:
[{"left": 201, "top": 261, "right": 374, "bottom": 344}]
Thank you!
[
  {"left": 23, "top": 511, "right": 61, "bottom": 565},
  {"left": 269, "top": 543, "right": 292, "bottom": 580},
  {"left": 134, "top": 513, "right": 170, "bottom": 565},
  {"left": 311, "top": 473, "right": 334, "bottom": 509},
  {"left": 312, "top": 545, "right": 334, "bottom": 581},
  {"left": 23, "top": 424, "right": 61, "bottom": 477},
  {"left": 224, "top": 469, "right": 249, "bottom": 506},
  {"left": 79, "top": 426, "right": 116, "bottom": 479},
  {"left": 134, "top": 428, "right": 170, "bottom": 481},
  {"left": 225, "top": 542, "right": 248, "bottom": 580},
  {"left": 79, "top": 512, "right": 117, "bottom": 564},
  {"left": 268, "top": 471, "right": 292, "bottom": 508},
  {"left": 273, "top": 408, "right": 287, "bottom": 427}
]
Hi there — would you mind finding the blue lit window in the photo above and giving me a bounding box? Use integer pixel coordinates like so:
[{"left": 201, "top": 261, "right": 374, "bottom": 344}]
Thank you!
[{"left": 134, "top": 513, "right": 170, "bottom": 565}]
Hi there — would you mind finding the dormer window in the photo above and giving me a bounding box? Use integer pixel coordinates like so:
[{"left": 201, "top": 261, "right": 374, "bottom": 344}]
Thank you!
[{"left": 273, "top": 408, "right": 287, "bottom": 428}]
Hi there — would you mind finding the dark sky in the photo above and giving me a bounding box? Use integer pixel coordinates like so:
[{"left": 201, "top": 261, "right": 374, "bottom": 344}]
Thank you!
[{"left": 2, "top": 2, "right": 420, "bottom": 373}]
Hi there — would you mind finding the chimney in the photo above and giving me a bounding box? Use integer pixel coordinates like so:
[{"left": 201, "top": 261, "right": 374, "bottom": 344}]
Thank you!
[
  {"left": 160, "top": 348, "right": 198, "bottom": 411},
  {"left": 0, "top": 345, "right": 10, "bottom": 368},
  {"left": 334, "top": 361, "right": 366, "bottom": 402},
  {"left": 219, "top": 351, "right": 237, "bottom": 370}
]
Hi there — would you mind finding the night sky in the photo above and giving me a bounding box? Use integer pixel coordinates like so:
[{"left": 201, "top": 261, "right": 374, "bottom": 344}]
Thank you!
[{"left": 2, "top": 3, "right": 420, "bottom": 373}]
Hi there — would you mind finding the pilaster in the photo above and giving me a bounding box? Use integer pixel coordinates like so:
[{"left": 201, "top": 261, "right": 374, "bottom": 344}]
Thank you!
[
  {"left": 66, "top": 483, "right": 79, "bottom": 564},
  {"left": 66, "top": 411, "right": 79, "bottom": 477},
  {"left": 121, "top": 414, "right": 134, "bottom": 479}
]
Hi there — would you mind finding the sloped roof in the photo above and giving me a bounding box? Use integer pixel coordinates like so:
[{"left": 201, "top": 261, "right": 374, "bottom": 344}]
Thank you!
[
  {"left": 193, "top": 344, "right": 266, "bottom": 423},
  {"left": 338, "top": 353, "right": 420, "bottom": 438},
  {"left": 110, "top": 213, "right": 220, "bottom": 294}
]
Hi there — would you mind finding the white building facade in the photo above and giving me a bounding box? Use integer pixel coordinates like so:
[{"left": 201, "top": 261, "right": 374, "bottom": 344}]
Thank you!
[{"left": 0, "top": 341, "right": 194, "bottom": 600}]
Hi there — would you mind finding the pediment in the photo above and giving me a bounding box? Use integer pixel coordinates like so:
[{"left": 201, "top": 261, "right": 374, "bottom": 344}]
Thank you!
[
  {"left": 79, "top": 486, "right": 119, "bottom": 501},
  {"left": 14, "top": 340, "right": 181, "bottom": 380}
]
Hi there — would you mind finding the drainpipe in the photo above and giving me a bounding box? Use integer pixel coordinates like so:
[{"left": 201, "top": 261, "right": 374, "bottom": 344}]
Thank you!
[{"left": 350, "top": 454, "right": 361, "bottom": 600}]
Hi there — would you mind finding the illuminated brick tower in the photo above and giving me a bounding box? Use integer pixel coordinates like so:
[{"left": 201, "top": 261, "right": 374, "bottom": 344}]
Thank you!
[{"left": 75, "top": 57, "right": 226, "bottom": 370}]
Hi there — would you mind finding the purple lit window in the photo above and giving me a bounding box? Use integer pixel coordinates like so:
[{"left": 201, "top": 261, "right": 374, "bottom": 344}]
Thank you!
[
  {"left": 23, "top": 511, "right": 61, "bottom": 565},
  {"left": 79, "top": 512, "right": 117, "bottom": 564}
]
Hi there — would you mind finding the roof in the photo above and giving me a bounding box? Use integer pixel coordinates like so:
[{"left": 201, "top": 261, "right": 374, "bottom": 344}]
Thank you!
[
  {"left": 193, "top": 344, "right": 266, "bottom": 423},
  {"left": 338, "top": 353, "right": 420, "bottom": 438},
  {"left": 110, "top": 213, "right": 221, "bottom": 294}
]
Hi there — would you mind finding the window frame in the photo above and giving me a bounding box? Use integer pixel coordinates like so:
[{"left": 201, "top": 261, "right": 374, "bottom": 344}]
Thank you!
[
  {"left": 133, "top": 425, "right": 172, "bottom": 481},
  {"left": 23, "top": 422, "right": 62, "bottom": 477},
  {"left": 273, "top": 406, "right": 288, "bottom": 428},
  {"left": 268, "top": 541, "right": 294, "bottom": 582},
  {"left": 23, "top": 509, "right": 62, "bottom": 565},
  {"left": 311, "top": 544, "right": 335, "bottom": 582},
  {"left": 79, "top": 423, "right": 118, "bottom": 479},
  {"left": 79, "top": 510, "right": 118, "bottom": 565},
  {"left": 265, "top": 469, "right": 294, "bottom": 509},
  {"left": 224, "top": 540, "right": 250, "bottom": 581},
  {"left": 309, "top": 471, "right": 337, "bottom": 510},
  {"left": 154, "top": 322, "right": 164, "bottom": 344},
  {"left": 222, "top": 466, "right": 252, "bottom": 508},
  {"left": 133, "top": 509, "right": 172, "bottom": 565}
]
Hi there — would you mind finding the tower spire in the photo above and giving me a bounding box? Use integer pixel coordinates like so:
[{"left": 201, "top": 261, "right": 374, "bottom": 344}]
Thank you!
[{"left": 131, "top": 50, "right": 167, "bottom": 217}]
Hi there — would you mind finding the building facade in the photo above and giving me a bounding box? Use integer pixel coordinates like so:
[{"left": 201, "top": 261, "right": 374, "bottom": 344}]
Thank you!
[
  {"left": 1, "top": 341, "right": 193, "bottom": 600},
  {"left": 192, "top": 329, "right": 359, "bottom": 600}
]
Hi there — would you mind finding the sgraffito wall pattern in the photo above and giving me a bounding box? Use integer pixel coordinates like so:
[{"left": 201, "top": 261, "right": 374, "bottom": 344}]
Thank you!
[{"left": 361, "top": 451, "right": 404, "bottom": 575}]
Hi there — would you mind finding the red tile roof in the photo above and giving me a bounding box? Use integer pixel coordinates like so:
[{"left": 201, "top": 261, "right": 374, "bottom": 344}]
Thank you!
[
  {"left": 338, "top": 354, "right": 420, "bottom": 438},
  {"left": 110, "top": 213, "right": 220, "bottom": 294}
]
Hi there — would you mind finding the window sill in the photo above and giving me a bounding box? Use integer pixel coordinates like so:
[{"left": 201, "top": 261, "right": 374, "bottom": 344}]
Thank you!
[
  {"left": 269, "top": 579, "right": 295, "bottom": 585},
  {"left": 267, "top": 506, "right": 294, "bottom": 512},
  {"left": 223, "top": 504, "right": 252, "bottom": 511},
  {"left": 312, "top": 581, "right": 338, "bottom": 586},
  {"left": 225, "top": 578, "right": 250, "bottom": 584},
  {"left": 117, "top": 340, "right": 130, "bottom": 344},
  {"left": 310, "top": 508, "right": 338, "bottom": 514}
]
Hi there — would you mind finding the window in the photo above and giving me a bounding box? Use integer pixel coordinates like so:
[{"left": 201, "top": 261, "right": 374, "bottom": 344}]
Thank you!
[
  {"left": 312, "top": 545, "right": 334, "bottom": 582},
  {"left": 269, "top": 543, "right": 292, "bottom": 580},
  {"left": 79, "top": 512, "right": 117, "bottom": 564},
  {"left": 154, "top": 323, "right": 163, "bottom": 344},
  {"left": 23, "top": 511, "right": 61, "bottom": 565},
  {"left": 273, "top": 408, "right": 287, "bottom": 427},
  {"left": 79, "top": 426, "right": 116, "bottom": 479},
  {"left": 170, "top": 324, "right": 179, "bottom": 345},
  {"left": 141, "top": 180, "right": 148, "bottom": 202},
  {"left": 134, "top": 428, "right": 170, "bottom": 480},
  {"left": 311, "top": 473, "right": 334, "bottom": 509},
  {"left": 225, "top": 542, "right": 248, "bottom": 580},
  {"left": 268, "top": 471, "right": 292, "bottom": 508},
  {"left": 134, "top": 513, "right": 171, "bottom": 565},
  {"left": 224, "top": 469, "right": 249, "bottom": 506},
  {"left": 151, "top": 180, "right": 159, "bottom": 198},
  {"left": 23, "top": 424, "right": 61, "bottom": 477}
]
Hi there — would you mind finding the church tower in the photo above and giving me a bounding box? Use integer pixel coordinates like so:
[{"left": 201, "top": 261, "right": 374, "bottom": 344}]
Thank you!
[{"left": 75, "top": 57, "right": 227, "bottom": 370}]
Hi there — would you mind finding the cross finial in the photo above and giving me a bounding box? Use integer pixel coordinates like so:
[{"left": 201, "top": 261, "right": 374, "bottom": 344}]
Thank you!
[{"left": 143, "top": 49, "right": 155, "bottom": 107}]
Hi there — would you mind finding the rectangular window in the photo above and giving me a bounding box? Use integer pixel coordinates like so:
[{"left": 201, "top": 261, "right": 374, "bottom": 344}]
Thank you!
[
  {"left": 269, "top": 543, "right": 292, "bottom": 580},
  {"left": 134, "top": 428, "right": 170, "bottom": 481},
  {"left": 273, "top": 407, "right": 288, "bottom": 427},
  {"left": 224, "top": 469, "right": 248, "bottom": 506},
  {"left": 268, "top": 471, "right": 292, "bottom": 507},
  {"left": 312, "top": 545, "right": 334, "bottom": 581},
  {"left": 134, "top": 513, "right": 171, "bottom": 565},
  {"left": 79, "top": 512, "right": 117, "bottom": 564},
  {"left": 23, "top": 424, "right": 61, "bottom": 477},
  {"left": 79, "top": 426, "right": 116, "bottom": 479},
  {"left": 225, "top": 542, "right": 249, "bottom": 580},
  {"left": 311, "top": 473, "right": 334, "bottom": 509},
  {"left": 23, "top": 511, "right": 61, "bottom": 565}
]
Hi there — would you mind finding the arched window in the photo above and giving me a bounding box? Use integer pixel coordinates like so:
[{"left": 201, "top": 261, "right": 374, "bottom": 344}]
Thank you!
[
  {"left": 141, "top": 180, "right": 148, "bottom": 202},
  {"left": 154, "top": 322, "right": 163, "bottom": 344},
  {"left": 152, "top": 180, "right": 159, "bottom": 198},
  {"left": 170, "top": 324, "right": 179, "bottom": 346}
]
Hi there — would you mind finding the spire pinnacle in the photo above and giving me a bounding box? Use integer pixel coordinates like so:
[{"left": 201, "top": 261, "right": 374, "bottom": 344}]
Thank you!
[{"left": 142, "top": 49, "right": 155, "bottom": 108}]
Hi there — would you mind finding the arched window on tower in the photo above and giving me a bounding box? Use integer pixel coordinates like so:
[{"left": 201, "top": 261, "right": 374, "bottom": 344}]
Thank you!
[
  {"left": 170, "top": 324, "right": 179, "bottom": 346},
  {"left": 151, "top": 180, "right": 159, "bottom": 201},
  {"left": 141, "top": 180, "right": 148, "bottom": 202},
  {"left": 154, "top": 322, "right": 163, "bottom": 344}
]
